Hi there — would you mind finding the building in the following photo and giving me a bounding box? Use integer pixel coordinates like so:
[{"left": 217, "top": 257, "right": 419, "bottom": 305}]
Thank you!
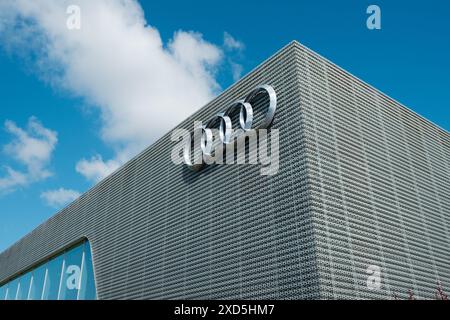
[{"left": 0, "top": 41, "right": 449, "bottom": 300}]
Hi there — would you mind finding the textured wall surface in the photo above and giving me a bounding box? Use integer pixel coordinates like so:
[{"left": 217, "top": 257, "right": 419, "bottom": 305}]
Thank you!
[
  {"left": 294, "top": 44, "right": 450, "bottom": 299},
  {"left": 1, "top": 42, "right": 449, "bottom": 299},
  {"left": 0, "top": 42, "right": 319, "bottom": 299}
]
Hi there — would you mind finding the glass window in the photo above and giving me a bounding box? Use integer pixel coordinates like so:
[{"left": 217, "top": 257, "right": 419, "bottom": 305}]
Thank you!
[
  {"left": 0, "top": 240, "right": 96, "bottom": 301},
  {"left": 59, "top": 243, "right": 83, "bottom": 300},
  {"left": 41, "top": 255, "right": 64, "bottom": 300},
  {"left": 28, "top": 263, "right": 47, "bottom": 300},
  {"left": 16, "top": 272, "right": 32, "bottom": 300},
  {"left": 5, "top": 278, "right": 19, "bottom": 300},
  {"left": 0, "top": 285, "right": 6, "bottom": 300},
  {"left": 78, "top": 241, "right": 96, "bottom": 300}
]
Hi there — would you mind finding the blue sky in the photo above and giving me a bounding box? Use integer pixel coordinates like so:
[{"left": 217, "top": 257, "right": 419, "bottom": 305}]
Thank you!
[{"left": 0, "top": 0, "right": 449, "bottom": 253}]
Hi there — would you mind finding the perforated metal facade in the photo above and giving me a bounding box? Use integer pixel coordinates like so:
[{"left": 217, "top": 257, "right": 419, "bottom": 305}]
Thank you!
[{"left": 1, "top": 41, "right": 449, "bottom": 299}]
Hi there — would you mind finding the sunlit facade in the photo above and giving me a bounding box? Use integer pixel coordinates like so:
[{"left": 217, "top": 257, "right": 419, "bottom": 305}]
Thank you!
[{"left": 0, "top": 41, "right": 449, "bottom": 300}]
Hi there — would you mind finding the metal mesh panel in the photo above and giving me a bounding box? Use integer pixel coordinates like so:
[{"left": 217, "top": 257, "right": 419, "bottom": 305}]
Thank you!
[
  {"left": 0, "top": 43, "right": 318, "bottom": 299},
  {"left": 295, "top": 44, "right": 450, "bottom": 299}
]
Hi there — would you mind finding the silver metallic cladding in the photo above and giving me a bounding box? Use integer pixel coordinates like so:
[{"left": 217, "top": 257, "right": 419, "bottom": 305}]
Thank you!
[
  {"left": 294, "top": 45, "right": 450, "bottom": 299},
  {"left": 0, "top": 43, "right": 318, "bottom": 299},
  {"left": 0, "top": 41, "right": 449, "bottom": 299}
]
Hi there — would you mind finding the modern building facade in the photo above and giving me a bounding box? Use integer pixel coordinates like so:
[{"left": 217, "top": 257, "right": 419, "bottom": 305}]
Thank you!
[{"left": 0, "top": 41, "right": 449, "bottom": 300}]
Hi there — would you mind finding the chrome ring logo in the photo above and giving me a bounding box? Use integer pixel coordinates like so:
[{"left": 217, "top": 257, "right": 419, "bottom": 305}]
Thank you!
[{"left": 171, "top": 84, "right": 280, "bottom": 176}]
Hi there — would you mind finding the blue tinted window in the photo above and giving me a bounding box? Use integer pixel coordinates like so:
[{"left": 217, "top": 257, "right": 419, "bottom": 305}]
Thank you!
[
  {"left": 1, "top": 240, "right": 96, "bottom": 300},
  {"left": 16, "top": 272, "right": 32, "bottom": 300},
  {"left": 78, "top": 241, "right": 96, "bottom": 300},
  {"left": 29, "top": 264, "right": 46, "bottom": 300},
  {"left": 0, "top": 285, "right": 6, "bottom": 300},
  {"left": 59, "top": 244, "right": 83, "bottom": 300},
  {"left": 5, "top": 278, "right": 19, "bottom": 300},
  {"left": 42, "top": 255, "right": 64, "bottom": 300}
]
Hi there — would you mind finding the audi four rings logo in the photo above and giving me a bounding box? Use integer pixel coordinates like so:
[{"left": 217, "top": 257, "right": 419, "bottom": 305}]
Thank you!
[{"left": 171, "top": 84, "right": 280, "bottom": 175}]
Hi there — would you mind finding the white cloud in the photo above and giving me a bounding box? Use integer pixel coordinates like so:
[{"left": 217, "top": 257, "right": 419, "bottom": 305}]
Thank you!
[
  {"left": 230, "top": 61, "right": 244, "bottom": 82},
  {"left": 223, "top": 32, "right": 244, "bottom": 51},
  {"left": 223, "top": 32, "right": 245, "bottom": 82},
  {"left": 0, "top": 0, "right": 225, "bottom": 182},
  {"left": 41, "top": 188, "right": 80, "bottom": 208},
  {"left": 0, "top": 167, "right": 28, "bottom": 192},
  {"left": 0, "top": 117, "right": 57, "bottom": 194},
  {"left": 4, "top": 117, "right": 57, "bottom": 180},
  {"left": 75, "top": 155, "right": 121, "bottom": 183}
]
